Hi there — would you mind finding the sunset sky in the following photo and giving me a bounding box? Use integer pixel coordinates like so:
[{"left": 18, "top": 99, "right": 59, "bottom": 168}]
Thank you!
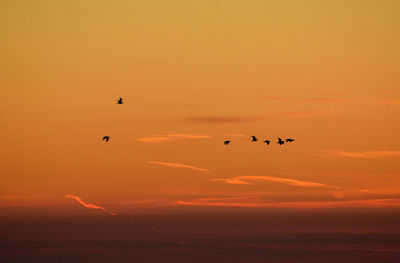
[{"left": 1, "top": 0, "right": 400, "bottom": 214}]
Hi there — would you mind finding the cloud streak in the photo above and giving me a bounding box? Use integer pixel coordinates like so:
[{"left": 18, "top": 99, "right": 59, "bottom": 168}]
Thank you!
[
  {"left": 137, "top": 134, "right": 212, "bottom": 143},
  {"left": 318, "top": 150, "right": 400, "bottom": 159},
  {"left": 137, "top": 133, "right": 247, "bottom": 143},
  {"left": 187, "top": 112, "right": 322, "bottom": 124},
  {"left": 148, "top": 161, "right": 209, "bottom": 173},
  {"left": 264, "top": 111, "right": 323, "bottom": 117},
  {"left": 187, "top": 116, "right": 262, "bottom": 123},
  {"left": 263, "top": 96, "right": 400, "bottom": 105},
  {"left": 177, "top": 197, "right": 400, "bottom": 208},
  {"left": 66, "top": 194, "right": 117, "bottom": 216},
  {"left": 262, "top": 96, "right": 352, "bottom": 104},
  {"left": 378, "top": 99, "right": 400, "bottom": 105},
  {"left": 211, "top": 175, "right": 338, "bottom": 188}
]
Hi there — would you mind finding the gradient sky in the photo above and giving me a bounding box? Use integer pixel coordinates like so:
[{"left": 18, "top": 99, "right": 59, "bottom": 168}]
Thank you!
[{"left": 1, "top": 0, "right": 400, "bottom": 213}]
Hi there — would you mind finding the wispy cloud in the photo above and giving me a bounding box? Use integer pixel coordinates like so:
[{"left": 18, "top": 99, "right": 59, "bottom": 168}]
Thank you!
[
  {"left": 137, "top": 137, "right": 175, "bottom": 143},
  {"left": 66, "top": 194, "right": 117, "bottom": 216},
  {"left": 187, "top": 116, "right": 262, "bottom": 123},
  {"left": 318, "top": 150, "right": 400, "bottom": 159},
  {"left": 137, "top": 134, "right": 212, "bottom": 143},
  {"left": 263, "top": 96, "right": 400, "bottom": 105},
  {"left": 176, "top": 196, "right": 269, "bottom": 208},
  {"left": 148, "top": 161, "right": 209, "bottom": 173},
  {"left": 378, "top": 99, "right": 400, "bottom": 105},
  {"left": 264, "top": 111, "right": 323, "bottom": 117},
  {"left": 137, "top": 133, "right": 246, "bottom": 143},
  {"left": 262, "top": 96, "right": 351, "bottom": 104},
  {"left": 211, "top": 175, "right": 338, "bottom": 188},
  {"left": 177, "top": 197, "right": 400, "bottom": 208},
  {"left": 187, "top": 112, "right": 322, "bottom": 124},
  {"left": 304, "top": 98, "right": 351, "bottom": 103},
  {"left": 332, "top": 188, "right": 380, "bottom": 200}
]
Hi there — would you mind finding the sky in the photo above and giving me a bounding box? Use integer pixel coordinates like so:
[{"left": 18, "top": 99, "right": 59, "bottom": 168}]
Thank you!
[{"left": 1, "top": 0, "right": 400, "bottom": 214}]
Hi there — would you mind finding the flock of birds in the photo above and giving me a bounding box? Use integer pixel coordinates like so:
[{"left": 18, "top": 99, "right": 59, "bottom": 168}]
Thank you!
[
  {"left": 224, "top": 136, "right": 294, "bottom": 146},
  {"left": 102, "top": 97, "right": 295, "bottom": 146}
]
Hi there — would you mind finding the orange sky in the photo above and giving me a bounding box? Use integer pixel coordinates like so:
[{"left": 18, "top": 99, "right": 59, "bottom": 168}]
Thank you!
[{"left": 1, "top": 0, "right": 400, "bottom": 214}]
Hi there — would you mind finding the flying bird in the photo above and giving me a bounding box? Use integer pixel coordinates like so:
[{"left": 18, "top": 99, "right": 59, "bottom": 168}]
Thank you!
[
  {"left": 102, "top": 136, "right": 110, "bottom": 142},
  {"left": 263, "top": 140, "right": 270, "bottom": 145},
  {"left": 117, "top": 97, "right": 124, "bottom": 104},
  {"left": 277, "top": 137, "right": 284, "bottom": 145},
  {"left": 251, "top": 136, "right": 258, "bottom": 142},
  {"left": 224, "top": 140, "right": 231, "bottom": 145},
  {"left": 286, "top": 138, "right": 295, "bottom": 142}
]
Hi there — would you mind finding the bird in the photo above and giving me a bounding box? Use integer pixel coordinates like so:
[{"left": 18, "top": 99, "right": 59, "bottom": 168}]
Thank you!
[
  {"left": 277, "top": 137, "right": 284, "bottom": 145},
  {"left": 263, "top": 140, "right": 270, "bottom": 145},
  {"left": 117, "top": 97, "right": 124, "bottom": 104},
  {"left": 102, "top": 136, "right": 110, "bottom": 142},
  {"left": 251, "top": 136, "right": 258, "bottom": 142},
  {"left": 224, "top": 140, "right": 231, "bottom": 145},
  {"left": 286, "top": 138, "right": 295, "bottom": 142}
]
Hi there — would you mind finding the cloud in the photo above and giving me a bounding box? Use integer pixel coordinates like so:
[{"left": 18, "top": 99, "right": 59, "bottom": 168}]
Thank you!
[
  {"left": 176, "top": 197, "right": 400, "bottom": 208},
  {"left": 212, "top": 178, "right": 252, "bottom": 185},
  {"left": 148, "top": 161, "right": 209, "bottom": 173},
  {"left": 137, "top": 133, "right": 246, "bottom": 143},
  {"left": 378, "top": 99, "right": 400, "bottom": 105},
  {"left": 263, "top": 96, "right": 400, "bottom": 105},
  {"left": 211, "top": 175, "right": 338, "bottom": 188},
  {"left": 187, "top": 116, "right": 262, "bottom": 123},
  {"left": 186, "top": 112, "right": 322, "bottom": 124},
  {"left": 137, "top": 134, "right": 212, "bottom": 143},
  {"left": 303, "top": 98, "right": 351, "bottom": 103},
  {"left": 137, "top": 137, "right": 175, "bottom": 143},
  {"left": 318, "top": 150, "right": 400, "bottom": 159},
  {"left": 332, "top": 189, "right": 378, "bottom": 199},
  {"left": 264, "top": 111, "right": 323, "bottom": 117},
  {"left": 262, "top": 96, "right": 351, "bottom": 103},
  {"left": 66, "top": 194, "right": 117, "bottom": 216},
  {"left": 176, "top": 197, "right": 268, "bottom": 208},
  {"left": 261, "top": 96, "right": 288, "bottom": 101}
]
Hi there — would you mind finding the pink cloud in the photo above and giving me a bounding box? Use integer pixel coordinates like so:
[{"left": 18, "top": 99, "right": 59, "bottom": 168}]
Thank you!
[
  {"left": 211, "top": 175, "right": 337, "bottom": 188},
  {"left": 66, "top": 194, "right": 117, "bottom": 216},
  {"left": 148, "top": 161, "right": 209, "bottom": 173}
]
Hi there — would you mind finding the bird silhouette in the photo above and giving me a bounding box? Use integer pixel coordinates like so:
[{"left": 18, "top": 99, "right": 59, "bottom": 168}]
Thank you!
[
  {"left": 263, "top": 140, "right": 270, "bottom": 145},
  {"left": 286, "top": 138, "right": 295, "bottom": 142},
  {"left": 102, "top": 136, "right": 110, "bottom": 142},
  {"left": 277, "top": 137, "right": 284, "bottom": 145},
  {"left": 224, "top": 140, "right": 231, "bottom": 145},
  {"left": 117, "top": 97, "right": 124, "bottom": 104},
  {"left": 251, "top": 136, "right": 258, "bottom": 142}
]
